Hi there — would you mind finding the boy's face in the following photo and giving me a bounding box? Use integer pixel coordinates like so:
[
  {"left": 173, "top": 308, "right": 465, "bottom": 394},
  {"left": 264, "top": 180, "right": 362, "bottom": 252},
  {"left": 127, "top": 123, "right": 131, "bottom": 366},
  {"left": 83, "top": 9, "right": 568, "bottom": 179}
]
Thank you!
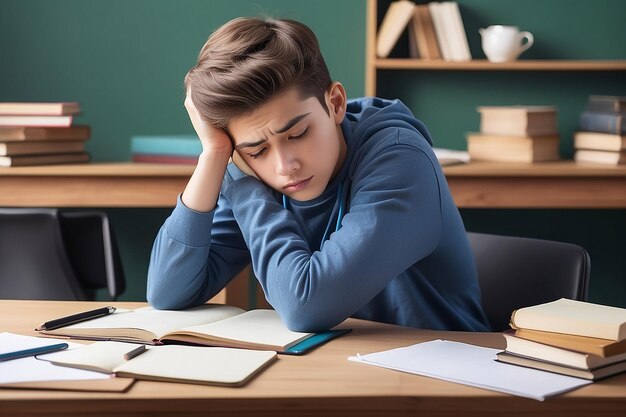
[{"left": 228, "top": 84, "right": 347, "bottom": 202}]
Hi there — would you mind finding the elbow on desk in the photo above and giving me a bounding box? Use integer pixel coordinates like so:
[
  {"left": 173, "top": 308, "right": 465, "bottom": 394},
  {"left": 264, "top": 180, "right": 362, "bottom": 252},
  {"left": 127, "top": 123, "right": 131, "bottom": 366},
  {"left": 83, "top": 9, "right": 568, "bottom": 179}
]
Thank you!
[
  {"left": 146, "top": 288, "right": 177, "bottom": 310},
  {"left": 275, "top": 302, "right": 346, "bottom": 334},
  {"left": 146, "top": 281, "right": 191, "bottom": 311},
  {"left": 268, "top": 273, "right": 350, "bottom": 332}
]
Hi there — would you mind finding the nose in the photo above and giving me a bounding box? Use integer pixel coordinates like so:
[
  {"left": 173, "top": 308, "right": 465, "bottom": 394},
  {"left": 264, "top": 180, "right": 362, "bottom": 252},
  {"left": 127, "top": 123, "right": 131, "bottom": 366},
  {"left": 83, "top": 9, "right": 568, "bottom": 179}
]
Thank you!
[{"left": 275, "top": 147, "right": 300, "bottom": 176}]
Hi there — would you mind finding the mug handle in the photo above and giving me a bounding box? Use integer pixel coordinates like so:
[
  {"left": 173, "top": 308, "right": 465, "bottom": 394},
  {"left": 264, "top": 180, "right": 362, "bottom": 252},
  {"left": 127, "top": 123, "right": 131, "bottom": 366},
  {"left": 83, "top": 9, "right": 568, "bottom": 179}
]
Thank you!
[{"left": 518, "top": 31, "right": 534, "bottom": 53}]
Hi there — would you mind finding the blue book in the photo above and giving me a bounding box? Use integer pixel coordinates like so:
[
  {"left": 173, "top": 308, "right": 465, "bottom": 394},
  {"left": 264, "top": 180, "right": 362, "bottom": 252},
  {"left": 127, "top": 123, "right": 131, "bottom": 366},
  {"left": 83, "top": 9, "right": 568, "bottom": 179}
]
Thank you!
[
  {"left": 579, "top": 111, "right": 626, "bottom": 135},
  {"left": 131, "top": 135, "right": 202, "bottom": 157}
]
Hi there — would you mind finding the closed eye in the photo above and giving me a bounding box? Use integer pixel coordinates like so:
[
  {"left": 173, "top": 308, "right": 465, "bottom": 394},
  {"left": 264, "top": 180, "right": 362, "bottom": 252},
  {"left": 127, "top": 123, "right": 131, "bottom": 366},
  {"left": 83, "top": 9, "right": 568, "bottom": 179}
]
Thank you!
[
  {"left": 289, "top": 127, "right": 309, "bottom": 140},
  {"left": 249, "top": 148, "right": 267, "bottom": 159}
]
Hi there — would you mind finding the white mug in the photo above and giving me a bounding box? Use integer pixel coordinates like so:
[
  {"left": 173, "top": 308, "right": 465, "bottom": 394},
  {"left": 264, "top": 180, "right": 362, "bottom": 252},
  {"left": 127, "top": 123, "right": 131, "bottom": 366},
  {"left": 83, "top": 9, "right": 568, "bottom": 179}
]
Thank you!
[{"left": 479, "top": 25, "right": 534, "bottom": 63}]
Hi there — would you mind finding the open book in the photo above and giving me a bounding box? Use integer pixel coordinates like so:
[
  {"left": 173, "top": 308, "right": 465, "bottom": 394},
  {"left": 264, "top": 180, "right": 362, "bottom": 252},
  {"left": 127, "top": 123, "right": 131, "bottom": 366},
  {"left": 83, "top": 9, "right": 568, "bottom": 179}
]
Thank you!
[
  {"left": 40, "top": 341, "right": 276, "bottom": 387},
  {"left": 36, "top": 304, "right": 349, "bottom": 354}
]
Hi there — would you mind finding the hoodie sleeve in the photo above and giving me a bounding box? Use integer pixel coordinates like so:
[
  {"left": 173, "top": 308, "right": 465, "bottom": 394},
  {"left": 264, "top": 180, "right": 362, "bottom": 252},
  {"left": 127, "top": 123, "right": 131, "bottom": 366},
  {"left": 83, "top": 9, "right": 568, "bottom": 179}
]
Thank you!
[
  {"left": 146, "top": 193, "right": 251, "bottom": 310},
  {"left": 222, "top": 127, "right": 443, "bottom": 332}
]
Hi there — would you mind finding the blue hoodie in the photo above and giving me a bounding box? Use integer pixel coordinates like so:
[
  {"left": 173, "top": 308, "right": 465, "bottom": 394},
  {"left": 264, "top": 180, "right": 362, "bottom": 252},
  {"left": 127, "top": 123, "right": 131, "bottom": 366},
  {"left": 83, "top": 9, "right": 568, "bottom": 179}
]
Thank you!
[{"left": 147, "top": 97, "right": 490, "bottom": 332}]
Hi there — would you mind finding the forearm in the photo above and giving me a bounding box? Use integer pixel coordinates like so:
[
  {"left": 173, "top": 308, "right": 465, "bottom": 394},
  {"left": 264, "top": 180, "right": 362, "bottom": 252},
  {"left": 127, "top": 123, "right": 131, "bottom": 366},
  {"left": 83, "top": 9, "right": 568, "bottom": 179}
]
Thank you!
[
  {"left": 147, "top": 195, "right": 251, "bottom": 310},
  {"left": 182, "top": 150, "right": 231, "bottom": 212}
]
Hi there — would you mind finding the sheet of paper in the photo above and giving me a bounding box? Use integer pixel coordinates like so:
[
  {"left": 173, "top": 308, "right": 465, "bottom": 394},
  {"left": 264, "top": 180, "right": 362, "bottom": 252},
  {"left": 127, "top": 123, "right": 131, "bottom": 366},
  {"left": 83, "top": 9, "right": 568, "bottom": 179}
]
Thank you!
[
  {"left": 433, "top": 147, "right": 470, "bottom": 166},
  {"left": 348, "top": 339, "right": 592, "bottom": 401},
  {"left": 0, "top": 332, "right": 110, "bottom": 383}
]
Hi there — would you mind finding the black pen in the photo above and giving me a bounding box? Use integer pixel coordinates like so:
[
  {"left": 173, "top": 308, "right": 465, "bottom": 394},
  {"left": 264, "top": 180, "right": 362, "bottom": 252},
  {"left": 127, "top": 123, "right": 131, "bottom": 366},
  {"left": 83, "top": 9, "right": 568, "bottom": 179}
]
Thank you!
[{"left": 36, "top": 306, "right": 116, "bottom": 331}]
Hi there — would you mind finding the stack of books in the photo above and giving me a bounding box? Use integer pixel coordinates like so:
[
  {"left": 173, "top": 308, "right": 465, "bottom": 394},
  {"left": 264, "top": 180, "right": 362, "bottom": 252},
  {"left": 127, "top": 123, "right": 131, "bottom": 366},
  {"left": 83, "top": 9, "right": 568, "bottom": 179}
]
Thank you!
[
  {"left": 497, "top": 298, "right": 626, "bottom": 381},
  {"left": 467, "top": 106, "right": 561, "bottom": 163},
  {"left": 574, "top": 95, "right": 626, "bottom": 165},
  {"left": 376, "top": 1, "right": 470, "bottom": 61},
  {"left": 0, "top": 102, "right": 90, "bottom": 167},
  {"left": 131, "top": 135, "right": 202, "bottom": 165}
]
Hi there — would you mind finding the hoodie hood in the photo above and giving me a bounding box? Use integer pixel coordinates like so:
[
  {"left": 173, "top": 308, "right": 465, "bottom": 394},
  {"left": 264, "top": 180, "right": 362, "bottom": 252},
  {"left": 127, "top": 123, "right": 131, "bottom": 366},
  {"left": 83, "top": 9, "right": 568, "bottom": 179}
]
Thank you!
[{"left": 344, "top": 97, "right": 434, "bottom": 146}]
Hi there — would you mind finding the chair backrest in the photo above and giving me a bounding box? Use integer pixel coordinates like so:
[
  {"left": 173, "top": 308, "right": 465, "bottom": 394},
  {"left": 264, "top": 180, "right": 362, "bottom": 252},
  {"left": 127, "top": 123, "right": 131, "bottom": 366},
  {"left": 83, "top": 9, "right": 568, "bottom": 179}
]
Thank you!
[
  {"left": 467, "top": 232, "right": 590, "bottom": 332},
  {"left": 0, "top": 208, "right": 125, "bottom": 301}
]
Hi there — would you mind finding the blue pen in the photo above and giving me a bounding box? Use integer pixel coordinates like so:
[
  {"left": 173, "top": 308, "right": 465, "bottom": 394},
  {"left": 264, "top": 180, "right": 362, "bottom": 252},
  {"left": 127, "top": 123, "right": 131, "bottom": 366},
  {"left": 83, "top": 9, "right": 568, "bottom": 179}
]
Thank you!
[{"left": 0, "top": 343, "right": 69, "bottom": 362}]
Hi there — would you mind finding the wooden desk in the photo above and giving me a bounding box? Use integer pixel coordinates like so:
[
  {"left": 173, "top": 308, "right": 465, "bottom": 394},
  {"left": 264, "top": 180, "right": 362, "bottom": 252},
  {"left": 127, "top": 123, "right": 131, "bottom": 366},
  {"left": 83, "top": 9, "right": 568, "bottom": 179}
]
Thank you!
[
  {"left": 444, "top": 161, "right": 626, "bottom": 208},
  {"left": 1, "top": 161, "right": 625, "bottom": 208},
  {"left": 0, "top": 163, "right": 192, "bottom": 208},
  {"left": 1, "top": 300, "right": 625, "bottom": 417}
]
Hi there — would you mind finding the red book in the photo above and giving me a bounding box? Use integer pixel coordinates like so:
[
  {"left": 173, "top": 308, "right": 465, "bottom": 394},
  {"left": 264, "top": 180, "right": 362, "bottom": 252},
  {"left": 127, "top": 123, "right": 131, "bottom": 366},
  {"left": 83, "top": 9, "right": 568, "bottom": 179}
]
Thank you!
[{"left": 132, "top": 154, "right": 198, "bottom": 165}]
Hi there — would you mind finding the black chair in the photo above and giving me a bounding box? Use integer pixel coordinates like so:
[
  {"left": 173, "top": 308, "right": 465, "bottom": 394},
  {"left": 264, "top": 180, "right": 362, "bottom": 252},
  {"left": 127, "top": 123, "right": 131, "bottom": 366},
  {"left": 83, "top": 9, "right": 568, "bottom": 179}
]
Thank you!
[
  {"left": 0, "top": 208, "right": 125, "bottom": 300},
  {"left": 467, "top": 232, "right": 590, "bottom": 332}
]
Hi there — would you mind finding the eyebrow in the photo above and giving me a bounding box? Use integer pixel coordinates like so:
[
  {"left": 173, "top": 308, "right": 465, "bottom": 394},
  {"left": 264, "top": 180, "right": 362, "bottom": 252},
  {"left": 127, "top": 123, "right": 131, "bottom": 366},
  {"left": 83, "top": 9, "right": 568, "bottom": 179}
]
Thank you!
[{"left": 235, "top": 112, "right": 310, "bottom": 149}]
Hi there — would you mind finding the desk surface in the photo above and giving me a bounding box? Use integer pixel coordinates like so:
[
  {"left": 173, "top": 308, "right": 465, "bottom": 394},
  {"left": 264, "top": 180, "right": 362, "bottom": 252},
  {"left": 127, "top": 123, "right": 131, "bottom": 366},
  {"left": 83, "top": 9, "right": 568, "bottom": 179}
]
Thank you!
[
  {"left": 1, "top": 161, "right": 625, "bottom": 208},
  {"left": 1, "top": 300, "right": 625, "bottom": 417}
]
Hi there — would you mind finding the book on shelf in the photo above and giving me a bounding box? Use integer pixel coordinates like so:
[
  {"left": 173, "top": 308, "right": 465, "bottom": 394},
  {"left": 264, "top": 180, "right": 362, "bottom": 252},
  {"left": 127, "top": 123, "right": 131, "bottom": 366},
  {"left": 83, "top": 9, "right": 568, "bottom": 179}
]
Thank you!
[
  {"left": 0, "top": 102, "right": 80, "bottom": 116},
  {"left": 574, "top": 131, "right": 626, "bottom": 152},
  {"left": 428, "top": 2, "right": 452, "bottom": 61},
  {"left": 0, "top": 126, "right": 90, "bottom": 142},
  {"left": 585, "top": 95, "right": 626, "bottom": 114},
  {"left": 36, "top": 304, "right": 350, "bottom": 354},
  {"left": 0, "top": 152, "right": 89, "bottom": 167},
  {"left": 0, "top": 140, "right": 85, "bottom": 156},
  {"left": 408, "top": 4, "right": 441, "bottom": 60},
  {"left": 502, "top": 332, "right": 626, "bottom": 370},
  {"left": 0, "top": 115, "right": 73, "bottom": 128},
  {"left": 41, "top": 341, "right": 276, "bottom": 387},
  {"left": 496, "top": 351, "right": 626, "bottom": 381},
  {"left": 478, "top": 106, "right": 558, "bottom": 137},
  {"left": 579, "top": 111, "right": 625, "bottom": 135},
  {"left": 510, "top": 298, "right": 626, "bottom": 341},
  {"left": 441, "top": 2, "right": 471, "bottom": 61},
  {"left": 376, "top": 0, "right": 416, "bottom": 58},
  {"left": 513, "top": 328, "right": 626, "bottom": 358},
  {"left": 132, "top": 154, "right": 199, "bottom": 165},
  {"left": 574, "top": 149, "right": 626, "bottom": 165},
  {"left": 466, "top": 133, "right": 560, "bottom": 163},
  {"left": 130, "top": 135, "right": 202, "bottom": 157}
]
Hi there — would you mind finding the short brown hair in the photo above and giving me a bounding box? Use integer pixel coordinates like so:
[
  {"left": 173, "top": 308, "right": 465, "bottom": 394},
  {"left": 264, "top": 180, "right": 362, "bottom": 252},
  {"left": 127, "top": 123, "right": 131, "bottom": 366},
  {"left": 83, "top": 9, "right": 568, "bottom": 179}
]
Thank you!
[{"left": 185, "top": 17, "right": 332, "bottom": 129}]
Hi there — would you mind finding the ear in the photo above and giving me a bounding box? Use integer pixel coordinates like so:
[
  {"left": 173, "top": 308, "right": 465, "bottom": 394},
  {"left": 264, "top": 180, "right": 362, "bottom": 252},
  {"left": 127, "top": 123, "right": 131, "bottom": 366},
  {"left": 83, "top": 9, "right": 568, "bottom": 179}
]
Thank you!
[{"left": 326, "top": 82, "right": 347, "bottom": 125}]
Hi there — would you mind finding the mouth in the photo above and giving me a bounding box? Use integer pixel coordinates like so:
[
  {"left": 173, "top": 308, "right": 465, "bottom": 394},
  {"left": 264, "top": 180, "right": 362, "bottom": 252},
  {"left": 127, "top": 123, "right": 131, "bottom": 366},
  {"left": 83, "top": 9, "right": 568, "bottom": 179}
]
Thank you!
[{"left": 283, "top": 176, "right": 314, "bottom": 193}]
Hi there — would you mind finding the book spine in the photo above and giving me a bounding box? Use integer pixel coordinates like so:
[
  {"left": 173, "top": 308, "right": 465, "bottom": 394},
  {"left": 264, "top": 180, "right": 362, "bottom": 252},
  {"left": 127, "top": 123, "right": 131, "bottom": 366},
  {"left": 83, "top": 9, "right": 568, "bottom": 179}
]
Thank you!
[
  {"left": 407, "top": 17, "right": 420, "bottom": 58},
  {"left": 579, "top": 111, "right": 626, "bottom": 134},
  {"left": 415, "top": 5, "right": 441, "bottom": 60},
  {"left": 130, "top": 137, "right": 202, "bottom": 156},
  {"left": 132, "top": 154, "right": 199, "bottom": 165},
  {"left": 429, "top": 3, "right": 452, "bottom": 61},
  {"left": 446, "top": 2, "right": 471, "bottom": 62},
  {"left": 586, "top": 99, "right": 626, "bottom": 114},
  {"left": 376, "top": 1, "right": 416, "bottom": 58},
  {"left": 0, "top": 115, "right": 73, "bottom": 128}
]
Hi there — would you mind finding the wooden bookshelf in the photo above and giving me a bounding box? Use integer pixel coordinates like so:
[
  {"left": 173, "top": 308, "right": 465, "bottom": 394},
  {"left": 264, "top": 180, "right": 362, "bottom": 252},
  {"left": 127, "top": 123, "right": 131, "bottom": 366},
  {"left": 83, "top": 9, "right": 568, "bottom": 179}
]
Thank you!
[
  {"left": 365, "top": 0, "right": 626, "bottom": 95},
  {"left": 375, "top": 59, "right": 626, "bottom": 71}
]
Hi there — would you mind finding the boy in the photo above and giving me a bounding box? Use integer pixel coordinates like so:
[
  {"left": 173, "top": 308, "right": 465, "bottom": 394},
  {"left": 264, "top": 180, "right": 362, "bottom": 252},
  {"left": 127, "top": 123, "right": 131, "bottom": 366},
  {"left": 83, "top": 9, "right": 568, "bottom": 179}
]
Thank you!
[{"left": 147, "top": 17, "right": 490, "bottom": 332}]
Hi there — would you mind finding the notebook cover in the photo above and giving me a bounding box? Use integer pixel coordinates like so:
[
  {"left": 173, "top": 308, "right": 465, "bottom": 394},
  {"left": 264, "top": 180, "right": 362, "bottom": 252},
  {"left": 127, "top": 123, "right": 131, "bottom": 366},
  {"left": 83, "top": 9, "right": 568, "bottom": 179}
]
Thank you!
[
  {"left": 282, "top": 329, "right": 351, "bottom": 355},
  {"left": 0, "top": 377, "right": 135, "bottom": 392}
]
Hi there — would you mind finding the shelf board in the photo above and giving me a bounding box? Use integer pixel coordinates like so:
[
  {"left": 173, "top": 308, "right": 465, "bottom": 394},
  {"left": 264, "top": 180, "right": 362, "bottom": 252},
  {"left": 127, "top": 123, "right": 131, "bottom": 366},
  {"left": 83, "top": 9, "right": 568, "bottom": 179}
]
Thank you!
[{"left": 374, "top": 59, "right": 626, "bottom": 71}]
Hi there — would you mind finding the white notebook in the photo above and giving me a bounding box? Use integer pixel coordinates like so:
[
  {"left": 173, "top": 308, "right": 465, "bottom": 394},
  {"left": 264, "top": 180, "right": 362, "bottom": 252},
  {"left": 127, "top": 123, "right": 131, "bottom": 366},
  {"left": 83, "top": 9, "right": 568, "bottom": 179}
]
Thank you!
[{"left": 42, "top": 341, "right": 277, "bottom": 387}]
